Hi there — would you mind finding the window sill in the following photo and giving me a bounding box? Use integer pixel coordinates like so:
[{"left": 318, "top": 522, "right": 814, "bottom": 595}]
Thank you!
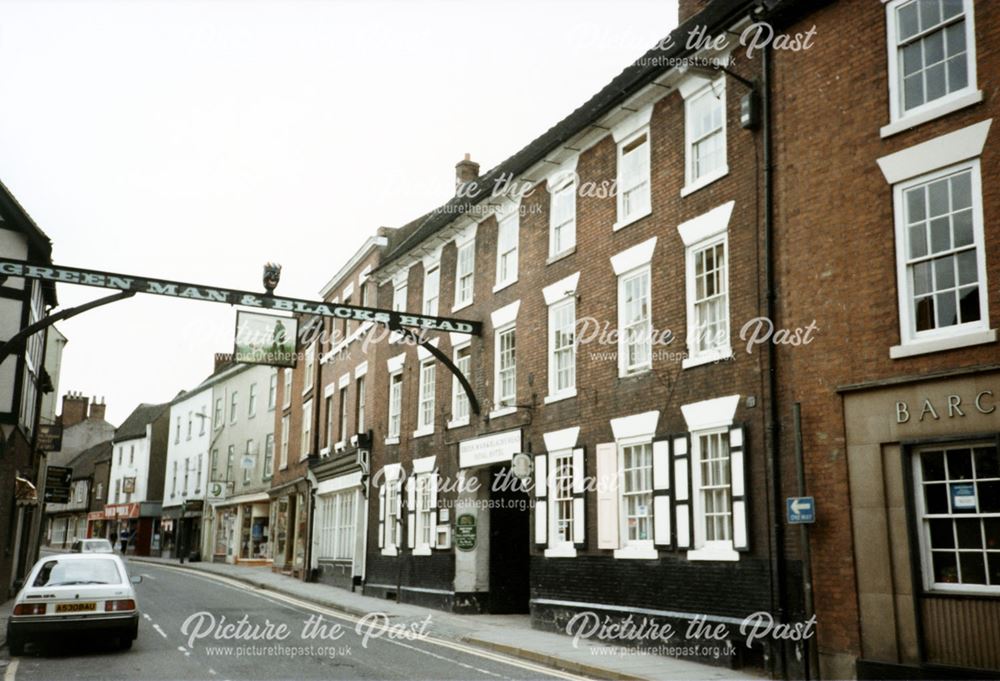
[
  {"left": 544, "top": 390, "right": 577, "bottom": 405},
  {"left": 680, "top": 165, "right": 729, "bottom": 198},
  {"left": 890, "top": 328, "right": 996, "bottom": 359},
  {"left": 880, "top": 90, "right": 983, "bottom": 139},
  {"left": 613, "top": 545, "right": 658, "bottom": 560},
  {"left": 384, "top": 437, "right": 400, "bottom": 446},
  {"left": 493, "top": 278, "right": 517, "bottom": 294},
  {"left": 319, "top": 447, "right": 330, "bottom": 458},
  {"left": 447, "top": 416, "right": 470, "bottom": 430},
  {"left": 687, "top": 545, "right": 740, "bottom": 562},
  {"left": 547, "top": 247, "right": 576, "bottom": 266},
  {"left": 452, "top": 300, "right": 473, "bottom": 314},
  {"left": 612, "top": 206, "right": 652, "bottom": 232},
  {"left": 618, "top": 366, "right": 652, "bottom": 380},
  {"left": 682, "top": 347, "right": 734, "bottom": 369},
  {"left": 489, "top": 406, "right": 517, "bottom": 420},
  {"left": 411, "top": 428, "right": 434, "bottom": 440},
  {"left": 381, "top": 547, "right": 398, "bottom": 557},
  {"left": 412, "top": 546, "right": 432, "bottom": 556},
  {"left": 544, "top": 545, "right": 577, "bottom": 558}
]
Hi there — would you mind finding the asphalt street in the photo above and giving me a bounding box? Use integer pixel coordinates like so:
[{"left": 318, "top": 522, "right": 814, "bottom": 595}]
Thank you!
[{"left": 6, "top": 560, "right": 578, "bottom": 681}]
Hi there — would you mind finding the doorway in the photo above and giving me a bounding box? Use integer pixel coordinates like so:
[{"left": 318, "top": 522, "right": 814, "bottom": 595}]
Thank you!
[{"left": 488, "top": 465, "right": 530, "bottom": 614}]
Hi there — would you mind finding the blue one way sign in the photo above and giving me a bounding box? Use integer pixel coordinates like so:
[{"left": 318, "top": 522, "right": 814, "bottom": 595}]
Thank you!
[{"left": 786, "top": 496, "right": 815, "bottom": 524}]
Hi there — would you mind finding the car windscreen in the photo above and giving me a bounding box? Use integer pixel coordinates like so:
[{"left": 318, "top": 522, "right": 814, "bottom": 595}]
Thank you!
[
  {"left": 32, "top": 558, "right": 123, "bottom": 587},
  {"left": 83, "top": 540, "right": 113, "bottom": 552}
]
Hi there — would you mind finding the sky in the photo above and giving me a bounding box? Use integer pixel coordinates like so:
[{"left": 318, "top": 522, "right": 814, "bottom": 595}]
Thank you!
[{"left": 0, "top": 0, "right": 678, "bottom": 426}]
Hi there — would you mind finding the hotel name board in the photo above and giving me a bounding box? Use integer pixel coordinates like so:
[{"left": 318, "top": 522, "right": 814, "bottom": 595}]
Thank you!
[{"left": 0, "top": 258, "right": 481, "bottom": 336}]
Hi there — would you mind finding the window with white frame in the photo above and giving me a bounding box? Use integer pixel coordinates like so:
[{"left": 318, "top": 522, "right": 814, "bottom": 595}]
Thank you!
[
  {"left": 318, "top": 490, "right": 357, "bottom": 561},
  {"left": 620, "top": 442, "right": 653, "bottom": 547},
  {"left": 685, "top": 79, "right": 726, "bottom": 188},
  {"left": 248, "top": 383, "right": 257, "bottom": 418},
  {"left": 417, "top": 474, "right": 433, "bottom": 548},
  {"left": 552, "top": 451, "right": 574, "bottom": 545},
  {"left": 895, "top": 162, "right": 987, "bottom": 344},
  {"left": 451, "top": 345, "right": 471, "bottom": 424},
  {"left": 243, "top": 440, "right": 253, "bottom": 484},
  {"left": 886, "top": 0, "right": 977, "bottom": 125},
  {"left": 422, "top": 263, "right": 440, "bottom": 316},
  {"left": 301, "top": 400, "right": 312, "bottom": 458},
  {"left": 325, "top": 395, "right": 335, "bottom": 448},
  {"left": 187, "top": 413, "right": 192, "bottom": 440},
  {"left": 229, "top": 391, "right": 238, "bottom": 423},
  {"left": 455, "top": 241, "right": 475, "bottom": 308},
  {"left": 280, "top": 416, "right": 289, "bottom": 468},
  {"left": 616, "top": 129, "right": 651, "bottom": 226},
  {"left": 211, "top": 448, "right": 219, "bottom": 482},
  {"left": 263, "top": 434, "right": 274, "bottom": 480},
  {"left": 214, "top": 398, "right": 223, "bottom": 429},
  {"left": 550, "top": 175, "right": 576, "bottom": 257},
  {"left": 175, "top": 417, "right": 181, "bottom": 444},
  {"left": 171, "top": 461, "right": 177, "bottom": 497},
  {"left": 619, "top": 267, "right": 652, "bottom": 375},
  {"left": 687, "top": 236, "right": 730, "bottom": 360},
  {"left": 914, "top": 443, "right": 999, "bottom": 593},
  {"left": 417, "top": 360, "right": 435, "bottom": 434},
  {"left": 304, "top": 345, "right": 315, "bottom": 393},
  {"left": 496, "top": 212, "right": 519, "bottom": 289},
  {"left": 226, "top": 445, "right": 235, "bottom": 483},
  {"left": 268, "top": 371, "right": 277, "bottom": 410},
  {"left": 356, "top": 376, "right": 366, "bottom": 434},
  {"left": 548, "top": 298, "right": 576, "bottom": 397},
  {"left": 694, "top": 431, "right": 733, "bottom": 547},
  {"left": 283, "top": 369, "right": 292, "bottom": 408},
  {"left": 338, "top": 386, "right": 349, "bottom": 442},
  {"left": 387, "top": 372, "right": 403, "bottom": 439},
  {"left": 393, "top": 279, "right": 408, "bottom": 312},
  {"left": 495, "top": 326, "right": 516, "bottom": 407},
  {"left": 385, "top": 476, "right": 400, "bottom": 549}
]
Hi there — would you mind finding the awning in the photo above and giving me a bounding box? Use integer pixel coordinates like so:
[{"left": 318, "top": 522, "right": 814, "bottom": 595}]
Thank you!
[
  {"left": 214, "top": 491, "right": 270, "bottom": 507},
  {"left": 15, "top": 476, "right": 38, "bottom": 506}
]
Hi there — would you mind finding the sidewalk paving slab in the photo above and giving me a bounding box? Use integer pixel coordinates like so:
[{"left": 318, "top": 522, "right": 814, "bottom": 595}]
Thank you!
[{"left": 127, "top": 554, "right": 758, "bottom": 681}]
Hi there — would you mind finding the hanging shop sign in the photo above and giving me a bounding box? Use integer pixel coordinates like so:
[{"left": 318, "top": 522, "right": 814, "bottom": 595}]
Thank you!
[{"left": 234, "top": 311, "right": 298, "bottom": 368}]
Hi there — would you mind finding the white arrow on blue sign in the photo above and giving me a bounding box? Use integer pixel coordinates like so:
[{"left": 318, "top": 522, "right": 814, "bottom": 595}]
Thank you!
[{"left": 786, "top": 496, "right": 815, "bottom": 524}]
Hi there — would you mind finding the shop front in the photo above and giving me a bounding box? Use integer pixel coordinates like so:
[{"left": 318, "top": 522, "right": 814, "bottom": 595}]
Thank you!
[
  {"left": 86, "top": 510, "right": 106, "bottom": 540},
  {"left": 310, "top": 449, "right": 367, "bottom": 590},
  {"left": 161, "top": 500, "right": 206, "bottom": 560},
  {"left": 104, "top": 502, "right": 163, "bottom": 556},
  {"left": 269, "top": 479, "right": 310, "bottom": 579},
  {"left": 841, "top": 368, "right": 1000, "bottom": 678},
  {"left": 211, "top": 493, "right": 271, "bottom": 565}
]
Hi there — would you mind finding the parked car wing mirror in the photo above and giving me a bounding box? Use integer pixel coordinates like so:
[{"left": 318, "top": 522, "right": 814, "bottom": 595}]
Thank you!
[{"left": 130, "top": 575, "right": 143, "bottom": 584}]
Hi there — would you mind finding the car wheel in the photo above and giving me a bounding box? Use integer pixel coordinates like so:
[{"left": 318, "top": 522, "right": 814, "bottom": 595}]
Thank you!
[
  {"left": 119, "top": 634, "right": 133, "bottom": 650},
  {"left": 8, "top": 633, "right": 25, "bottom": 656}
]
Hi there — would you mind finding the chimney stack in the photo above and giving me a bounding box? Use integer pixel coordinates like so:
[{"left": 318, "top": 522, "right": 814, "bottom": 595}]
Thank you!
[
  {"left": 455, "top": 153, "right": 479, "bottom": 193},
  {"left": 88, "top": 396, "right": 107, "bottom": 422},
  {"left": 214, "top": 353, "right": 234, "bottom": 372},
  {"left": 60, "top": 391, "right": 89, "bottom": 428}
]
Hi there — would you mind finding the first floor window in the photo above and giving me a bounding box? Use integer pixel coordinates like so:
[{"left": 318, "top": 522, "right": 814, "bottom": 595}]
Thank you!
[
  {"left": 171, "top": 461, "right": 178, "bottom": 497},
  {"left": 325, "top": 395, "right": 335, "bottom": 448},
  {"left": 226, "top": 445, "right": 235, "bottom": 483},
  {"left": 496, "top": 326, "right": 516, "bottom": 406},
  {"left": 617, "top": 129, "right": 650, "bottom": 224},
  {"left": 686, "top": 80, "right": 726, "bottom": 184},
  {"left": 211, "top": 448, "right": 219, "bottom": 482},
  {"left": 417, "top": 361, "right": 435, "bottom": 431},
  {"left": 550, "top": 178, "right": 576, "bottom": 257},
  {"left": 280, "top": 415, "right": 289, "bottom": 468},
  {"left": 244, "top": 440, "right": 254, "bottom": 484},
  {"left": 915, "top": 443, "right": 1000, "bottom": 592},
  {"left": 230, "top": 391, "right": 238, "bottom": 423},
  {"left": 283, "top": 369, "right": 292, "bottom": 407},
  {"left": 263, "top": 434, "right": 274, "bottom": 479},
  {"left": 452, "top": 345, "right": 471, "bottom": 422},
  {"left": 339, "top": 386, "right": 349, "bottom": 442},
  {"left": 301, "top": 400, "right": 312, "bottom": 458},
  {"left": 621, "top": 443, "right": 653, "bottom": 544},
  {"left": 619, "top": 267, "right": 652, "bottom": 375},
  {"left": 214, "top": 398, "right": 223, "bottom": 428},
  {"left": 388, "top": 372, "right": 403, "bottom": 438},
  {"left": 393, "top": 281, "right": 408, "bottom": 312},
  {"left": 689, "top": 237, "right": 729, "bottom": 356},
  {"left": 897, "top": 163, "right": 985, "bottom": 341},
  {"left": 549, "top": 299, "right": 575, "bottom": 395},
  {"left": 422, "top": 264, "right": 440, "bottom": 316},
  {"left": 356, "top": 376, "right": 366, "bottom": 434}
]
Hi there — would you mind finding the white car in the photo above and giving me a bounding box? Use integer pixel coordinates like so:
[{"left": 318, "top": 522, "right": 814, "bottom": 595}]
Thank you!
[
  {"left": 69, "top": 538, "right": 115, "bottom": 554},
  {"left": 7, "top": 552, "right": 142, "bottom": 655}
]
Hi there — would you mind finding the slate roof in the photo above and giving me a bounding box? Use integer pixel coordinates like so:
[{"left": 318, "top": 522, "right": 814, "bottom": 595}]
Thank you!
[
  {"left": 113, "top": 402, "right": 168, "bottom": 443},
  {"left": 67, "top": 440, "right": 113, "bottom": 480}
]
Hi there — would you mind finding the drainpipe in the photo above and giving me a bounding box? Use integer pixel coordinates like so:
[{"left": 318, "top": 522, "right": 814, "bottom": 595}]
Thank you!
[{"left": 762, "top": 41, "right": 789, "bottom": 679}]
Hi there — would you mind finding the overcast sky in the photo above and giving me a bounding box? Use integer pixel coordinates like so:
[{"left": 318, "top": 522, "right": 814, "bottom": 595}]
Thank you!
[{"left": 0, "top": 0, "right": 678, "bottom": 426}]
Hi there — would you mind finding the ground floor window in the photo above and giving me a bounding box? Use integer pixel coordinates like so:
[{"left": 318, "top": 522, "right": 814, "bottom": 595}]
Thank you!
[
  {"left": 915, "top": 442, "right": 1000, "bottom": 593},
  {"left": 317, "top": 489, "right": 357, "bottom": 561}
]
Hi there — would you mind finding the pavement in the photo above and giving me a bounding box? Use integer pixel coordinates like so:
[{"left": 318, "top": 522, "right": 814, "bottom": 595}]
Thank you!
[{"left": 118, "top": 553, "right": 755, "bottom": 681}]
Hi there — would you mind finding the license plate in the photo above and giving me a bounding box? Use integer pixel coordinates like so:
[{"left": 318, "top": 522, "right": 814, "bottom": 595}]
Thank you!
[{"left": 56, "top": 602, "right": 96, "bottom": 613}]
